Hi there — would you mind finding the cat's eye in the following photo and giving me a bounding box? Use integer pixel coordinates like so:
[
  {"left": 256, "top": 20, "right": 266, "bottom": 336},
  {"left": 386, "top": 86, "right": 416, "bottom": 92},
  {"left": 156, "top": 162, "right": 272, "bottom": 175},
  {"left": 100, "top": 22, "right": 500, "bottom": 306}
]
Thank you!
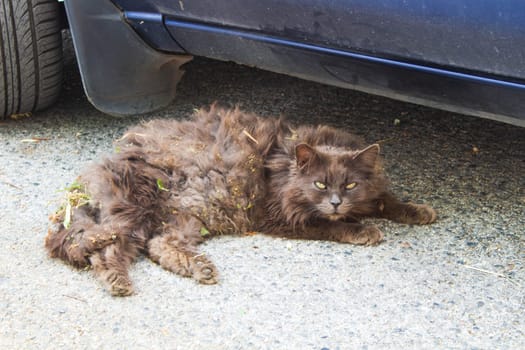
[
  {"left": 346, "top": 182, "right": 357, "bottom": 190},
  {"left": 314, "top": 181, "right": 327, "bottom": 190}
]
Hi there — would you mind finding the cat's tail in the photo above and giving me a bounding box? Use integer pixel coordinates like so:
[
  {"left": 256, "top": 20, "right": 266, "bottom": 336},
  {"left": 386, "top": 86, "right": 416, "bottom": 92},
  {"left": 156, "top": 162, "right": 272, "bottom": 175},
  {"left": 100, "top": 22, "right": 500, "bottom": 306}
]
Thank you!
[{"left": 45, "top": 204, "right": 116, "bottom": 268}]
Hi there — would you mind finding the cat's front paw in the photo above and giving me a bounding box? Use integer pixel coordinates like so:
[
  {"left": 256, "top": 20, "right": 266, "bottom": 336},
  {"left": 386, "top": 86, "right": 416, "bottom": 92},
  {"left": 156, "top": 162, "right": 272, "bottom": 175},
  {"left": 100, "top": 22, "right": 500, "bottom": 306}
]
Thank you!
[
  {"left": 342, "top": 225, "right": 384, "bottom": 246},
  {"left": 405, "top": 203, "right": 437, "bottom": 225},
  {"left": 191, "top": 254, "right": 219, "bottom": 285}
]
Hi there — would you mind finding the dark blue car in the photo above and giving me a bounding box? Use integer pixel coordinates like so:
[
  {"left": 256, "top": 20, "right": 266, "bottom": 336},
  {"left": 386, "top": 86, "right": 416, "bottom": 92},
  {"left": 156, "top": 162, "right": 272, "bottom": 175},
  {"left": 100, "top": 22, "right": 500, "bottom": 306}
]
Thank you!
[{"left": 2, "top": 0, "right": 524, "bottom": 126}]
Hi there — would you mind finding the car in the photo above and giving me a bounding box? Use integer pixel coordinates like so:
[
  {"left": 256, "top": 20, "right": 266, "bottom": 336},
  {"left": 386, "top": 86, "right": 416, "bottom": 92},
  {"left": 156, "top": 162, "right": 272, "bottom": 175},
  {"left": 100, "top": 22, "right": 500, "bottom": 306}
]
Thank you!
[{"left": 1, "top": 0, "right": 524, "bottom": 126}]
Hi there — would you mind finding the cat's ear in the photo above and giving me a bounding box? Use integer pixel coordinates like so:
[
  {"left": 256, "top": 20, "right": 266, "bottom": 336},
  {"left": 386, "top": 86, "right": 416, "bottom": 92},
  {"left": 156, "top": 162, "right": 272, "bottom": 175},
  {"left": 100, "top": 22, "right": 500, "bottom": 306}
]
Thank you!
[
  {"left": 352, "top": 144, "right": 380, "bottom": 165},
  {"left": 295, "top": 143, "right": 317, "bottom": 169}
]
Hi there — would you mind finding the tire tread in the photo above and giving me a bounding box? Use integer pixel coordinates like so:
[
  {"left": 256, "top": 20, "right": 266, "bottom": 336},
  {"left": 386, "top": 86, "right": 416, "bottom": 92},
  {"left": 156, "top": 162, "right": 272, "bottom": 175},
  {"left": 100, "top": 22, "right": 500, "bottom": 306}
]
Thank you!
[{"left": 1, "top": 0, "right": 62, "bottom": 118}]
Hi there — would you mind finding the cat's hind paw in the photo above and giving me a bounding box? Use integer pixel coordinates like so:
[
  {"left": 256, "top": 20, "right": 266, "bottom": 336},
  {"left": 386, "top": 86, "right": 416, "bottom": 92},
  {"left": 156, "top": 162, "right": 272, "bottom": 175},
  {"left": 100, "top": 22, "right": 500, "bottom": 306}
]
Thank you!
[
  {"left": 191, "top": 254, "right": 219, "bottom": 285},
  {"left": 109, "top": 277, "right": 134, "bottom": 297}
]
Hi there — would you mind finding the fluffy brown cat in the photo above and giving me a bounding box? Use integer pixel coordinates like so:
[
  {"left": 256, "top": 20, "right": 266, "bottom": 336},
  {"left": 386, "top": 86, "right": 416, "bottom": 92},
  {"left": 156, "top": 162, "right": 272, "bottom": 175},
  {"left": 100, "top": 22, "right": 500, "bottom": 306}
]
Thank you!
[{"left": 45, "top": 105, "right": 436, "bottom": 296}]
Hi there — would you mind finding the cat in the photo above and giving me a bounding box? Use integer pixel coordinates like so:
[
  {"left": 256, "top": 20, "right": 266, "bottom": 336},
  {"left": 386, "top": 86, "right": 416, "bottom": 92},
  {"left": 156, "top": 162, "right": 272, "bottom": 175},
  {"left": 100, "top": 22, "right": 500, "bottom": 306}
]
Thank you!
[{"left": 45, "top": 104, "right": 436, "bottom": 296}]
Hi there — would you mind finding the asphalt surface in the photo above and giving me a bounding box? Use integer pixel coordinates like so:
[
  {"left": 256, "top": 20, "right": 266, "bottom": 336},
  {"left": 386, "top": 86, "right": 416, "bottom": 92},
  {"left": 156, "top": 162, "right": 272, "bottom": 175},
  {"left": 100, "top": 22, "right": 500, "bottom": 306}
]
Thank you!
[{"left": 1, "top": 34, "right": 524, "bottom": 349}]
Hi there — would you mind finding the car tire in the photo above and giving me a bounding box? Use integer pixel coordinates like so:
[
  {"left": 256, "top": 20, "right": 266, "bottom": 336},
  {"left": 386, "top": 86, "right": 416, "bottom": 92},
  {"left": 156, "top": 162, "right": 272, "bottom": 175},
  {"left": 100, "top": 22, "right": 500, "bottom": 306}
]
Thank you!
[{"left": 0, "top": 0, "right": 63, "bottom": 119}]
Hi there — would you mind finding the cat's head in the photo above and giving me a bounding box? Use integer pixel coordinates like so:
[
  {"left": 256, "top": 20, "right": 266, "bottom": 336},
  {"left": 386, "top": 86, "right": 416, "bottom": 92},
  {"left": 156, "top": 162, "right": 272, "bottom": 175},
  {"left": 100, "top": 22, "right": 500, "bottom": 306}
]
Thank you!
[{"left": 282, "top": 143, "right": 386, "bottom": 225}]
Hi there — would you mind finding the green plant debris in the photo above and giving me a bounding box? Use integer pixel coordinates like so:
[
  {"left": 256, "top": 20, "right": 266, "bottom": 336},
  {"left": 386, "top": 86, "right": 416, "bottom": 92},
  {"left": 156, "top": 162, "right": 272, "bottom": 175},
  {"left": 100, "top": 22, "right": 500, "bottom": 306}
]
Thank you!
[
  {"left": 285, "top": 127, "right": 298, "bottom": 140},
  {"left": 200, "top": 227, "right": 210, "bottom": 237},
  {"left": 242, "top": 129, "right": 259, "bottom": 144},
  {"left": 66, "top": 180, "right": 85, "bottom": 192},
  {"left": 156, "top": 179, "right": 169, "bottom": 192},
  {"left": 20, "top": 137, "right": 50, "bottom": 143},
  {"left": 9, "top": 112, "right": 32, "bottom": 120},
  {"left": 66, "top": 192, "right": 90, "bottom": 207},
  {"left": 63, "top": 202, "right": 72, "bottom": 229},
  {"left": 57, "top": 180, "right": 91, "bottom": 229},
  {"left": 235, "top": 202, "right": 254, "bottom": 211}
]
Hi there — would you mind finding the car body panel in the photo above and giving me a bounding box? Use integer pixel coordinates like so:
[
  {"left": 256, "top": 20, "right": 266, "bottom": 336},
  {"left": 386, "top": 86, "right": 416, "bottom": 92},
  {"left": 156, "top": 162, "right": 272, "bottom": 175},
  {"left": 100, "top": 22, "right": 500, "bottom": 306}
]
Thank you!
[
  {"left": 117, "top": 0, "right": 525, "bottom": 80},
  {"left": 163, "top": 18, "right": 525, "bottom": 126},
  {"left": 65, "top": 0, "right": 525, "bottom": 125}
]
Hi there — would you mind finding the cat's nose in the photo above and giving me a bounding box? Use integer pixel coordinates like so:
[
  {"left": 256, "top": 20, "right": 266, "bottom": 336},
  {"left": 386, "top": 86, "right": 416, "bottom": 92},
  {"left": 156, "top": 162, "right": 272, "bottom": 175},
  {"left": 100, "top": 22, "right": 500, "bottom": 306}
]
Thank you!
[{"left": 330, "top": 194, "right": 342, "bottom": 208}]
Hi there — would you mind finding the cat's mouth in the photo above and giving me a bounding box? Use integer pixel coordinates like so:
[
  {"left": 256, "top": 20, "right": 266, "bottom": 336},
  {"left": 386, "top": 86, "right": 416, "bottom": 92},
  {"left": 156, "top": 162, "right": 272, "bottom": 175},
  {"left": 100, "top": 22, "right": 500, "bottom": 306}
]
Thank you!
[{"left": 327, "top": 213, "right": 345, "bottom": 221}]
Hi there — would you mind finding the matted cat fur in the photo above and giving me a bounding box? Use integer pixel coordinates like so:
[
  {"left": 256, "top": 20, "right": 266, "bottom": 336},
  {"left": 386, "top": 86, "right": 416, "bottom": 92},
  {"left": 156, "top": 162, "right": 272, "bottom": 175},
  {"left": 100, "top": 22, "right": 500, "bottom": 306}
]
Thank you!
[{"left": 46, "top": 104, "right": 436, "bottom": 296}]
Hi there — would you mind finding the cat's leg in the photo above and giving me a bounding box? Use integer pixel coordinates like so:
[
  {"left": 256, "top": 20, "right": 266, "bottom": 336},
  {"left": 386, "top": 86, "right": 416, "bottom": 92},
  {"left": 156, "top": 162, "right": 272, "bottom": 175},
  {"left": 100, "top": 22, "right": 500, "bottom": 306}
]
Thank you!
[
  {"left": 377, "top": 192, "right": 437, "bottom": 224},
  {"left": 147, "top": 216, "right": 218, "bottom": 284},
  {"left": 47, "top": 210, "right": 123, "bottom": 268},
  {"left": 89, "top": 241, "right": 137, "bottom": 296},
  {"left": 285, "top": 222, "right": 384, "bottom": 246},
  {"left": 327, "top": 223, "right": 384, "bottom": 245}
]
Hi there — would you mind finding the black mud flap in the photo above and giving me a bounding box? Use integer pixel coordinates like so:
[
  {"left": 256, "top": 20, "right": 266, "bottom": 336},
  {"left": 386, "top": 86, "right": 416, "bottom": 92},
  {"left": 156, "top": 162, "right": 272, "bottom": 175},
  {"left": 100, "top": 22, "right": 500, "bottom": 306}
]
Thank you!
[{"left": 64, "top": 0, "right": 191, "bottom": 116}]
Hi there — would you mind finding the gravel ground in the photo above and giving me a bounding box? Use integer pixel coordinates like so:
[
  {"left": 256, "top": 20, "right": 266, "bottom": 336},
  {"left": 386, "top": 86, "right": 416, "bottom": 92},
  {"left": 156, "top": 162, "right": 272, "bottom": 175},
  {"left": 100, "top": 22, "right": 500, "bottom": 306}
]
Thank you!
[{"left": 0, "top": 34, "right": 524, "bottom": 349}]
